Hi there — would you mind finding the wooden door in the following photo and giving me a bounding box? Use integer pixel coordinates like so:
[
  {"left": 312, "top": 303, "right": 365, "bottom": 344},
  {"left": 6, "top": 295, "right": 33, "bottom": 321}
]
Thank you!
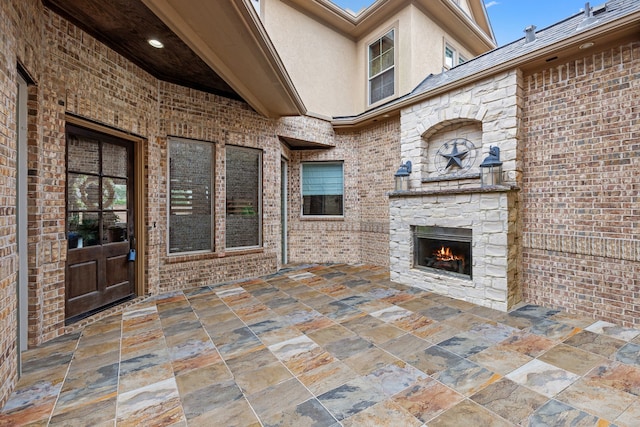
[{"left": 65, "top": 125, "right": 135, "bottom": 321}]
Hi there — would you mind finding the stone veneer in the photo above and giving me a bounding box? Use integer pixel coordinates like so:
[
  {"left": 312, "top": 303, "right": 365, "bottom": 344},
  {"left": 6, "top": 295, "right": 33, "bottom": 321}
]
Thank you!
[{"left": 390, "top": 70, "right": 522, "bottom": 311}]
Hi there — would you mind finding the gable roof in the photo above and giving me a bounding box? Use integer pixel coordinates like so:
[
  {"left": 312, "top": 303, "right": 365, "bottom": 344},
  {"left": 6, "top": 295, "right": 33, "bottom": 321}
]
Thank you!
[
  {"left": 287, "top": 0, "right": 495, "bottom": 53},
  {"left": 333, "top": 0, "right": 640, "bottom": 127}
]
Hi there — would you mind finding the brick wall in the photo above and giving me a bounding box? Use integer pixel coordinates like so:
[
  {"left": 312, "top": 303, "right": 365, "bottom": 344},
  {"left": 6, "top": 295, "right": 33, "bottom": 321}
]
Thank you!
[
  {"left": 522, "top": 41, "right": 640, "bottom": 327},
  {"left": 355, "top": 119, "right": 400, "bottom": 267},
  {"left": 287, "top": 118, "right": 399, "bottom": 266},
  {"left": 0, "top": 0, "right": 44, "bottom": 409},
  {"left": 41, "top": 8, "right": 158, "bottom": 345},
  {"left": 0, "top": 2, "right": 400, "bottom": 408}
]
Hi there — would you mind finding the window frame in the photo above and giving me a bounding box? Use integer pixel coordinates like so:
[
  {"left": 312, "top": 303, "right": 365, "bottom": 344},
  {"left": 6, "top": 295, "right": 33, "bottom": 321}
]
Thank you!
[
  {"left": 301, "top": 161, "right": 345, "bottom": 218},
  {"left": 367, "top": 28, "right": 397, "bottom": 106},
  {"left": 167, "top": 137, "right": 215, "bottom": 255},
  {"left": 444, "top": 42, "right": 467, "bottom": 70}
]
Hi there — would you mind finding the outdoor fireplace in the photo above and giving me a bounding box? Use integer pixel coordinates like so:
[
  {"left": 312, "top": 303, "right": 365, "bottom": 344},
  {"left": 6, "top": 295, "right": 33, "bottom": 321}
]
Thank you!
[{"left": 413, "top": 226, "right": 472, "bottom": 278}]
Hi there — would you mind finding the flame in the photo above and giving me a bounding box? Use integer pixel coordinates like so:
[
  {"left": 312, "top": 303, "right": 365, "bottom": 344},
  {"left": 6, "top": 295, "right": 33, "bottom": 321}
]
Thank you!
[{"left": 434, "top": 246, "right": 464, "bottom": 262}]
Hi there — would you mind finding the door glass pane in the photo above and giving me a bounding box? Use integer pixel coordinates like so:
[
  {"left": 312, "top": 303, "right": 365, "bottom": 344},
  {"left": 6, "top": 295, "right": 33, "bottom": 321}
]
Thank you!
[
  {"left": 67, "top": 128, "right": 133, "bottom": 251},
  {"left": 103, "top": 143, "right": 128, "bottom": 178},
  {"left": 103, "top": 211, "right": 128, "bottom": 243},
  {"left": 68, "top": 212, "right": 100, "bottom": 248},
  {"left": 103, "top": 177, "right": 127, "bottom": 210},
  {"left": 68, "top": 174, "right": 100, "bottom": 211},
  {"left": 226, "top": 146, "right": 261, "bottom": 249},
  {"left": 68, "top": 135, "right": 99, "bottom": 174}
]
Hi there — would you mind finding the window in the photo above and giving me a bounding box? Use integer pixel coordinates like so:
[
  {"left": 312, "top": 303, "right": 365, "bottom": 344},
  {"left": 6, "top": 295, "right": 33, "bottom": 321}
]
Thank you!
[
  {"left": 445, "top": 45, "right": 455, "bottom": 69},
  {"left": 302, "top": 162, "right": 344, "bottom": 216},
  {"left": 368, "top": 29, "right": 395, "bottom": 105},
  {"left": 444, "top": 43, "right": 467, "bottom": 69},
  {"left": 226, "top": 146, "right": 262, "bottom": 249},
  {"left": 168, "top": 138, "right": 213, "bottom": 253}
]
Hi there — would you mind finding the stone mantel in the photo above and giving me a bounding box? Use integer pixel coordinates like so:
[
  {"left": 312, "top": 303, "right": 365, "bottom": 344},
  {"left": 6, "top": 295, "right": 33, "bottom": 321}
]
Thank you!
[{"left": 388, "top": 185, "right": 519, "bottom": 198}]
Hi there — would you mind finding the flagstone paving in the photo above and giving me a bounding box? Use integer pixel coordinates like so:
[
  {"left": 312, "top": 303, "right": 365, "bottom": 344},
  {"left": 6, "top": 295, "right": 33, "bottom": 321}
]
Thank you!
[{"left": 2, "top": 263, "right": 640, "bottom": 426}]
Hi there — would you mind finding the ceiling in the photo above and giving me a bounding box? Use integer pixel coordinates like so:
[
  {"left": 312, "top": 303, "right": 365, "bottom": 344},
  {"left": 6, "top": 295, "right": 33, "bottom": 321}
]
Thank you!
[{"left": 43, "top": 0, "right": 242, "bottom": 100}]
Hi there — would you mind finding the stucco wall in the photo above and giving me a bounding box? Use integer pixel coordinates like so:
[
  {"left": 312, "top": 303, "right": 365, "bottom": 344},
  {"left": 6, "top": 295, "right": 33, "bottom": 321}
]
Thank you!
[
  {"left": 263, "top": 1, "right": 480, "bottom": 116},
  {"left": 521, "top": 41, "right": 640, "bottom": 327},
  {"left": 262, "top": 0, "right": 359, "bottom": 117}
]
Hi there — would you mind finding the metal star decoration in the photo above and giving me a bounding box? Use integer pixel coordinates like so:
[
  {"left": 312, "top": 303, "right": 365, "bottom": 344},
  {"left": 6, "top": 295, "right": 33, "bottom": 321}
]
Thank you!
[{"left": 440, "top": 141, "right": 469, "bottom": 169}]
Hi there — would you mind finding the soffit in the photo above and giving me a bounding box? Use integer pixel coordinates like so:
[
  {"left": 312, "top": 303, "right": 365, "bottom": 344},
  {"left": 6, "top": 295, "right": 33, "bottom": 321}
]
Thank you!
[
  {"left": 43, "top": 0, "right": 240, "bottom": 100},
  {"left": 278, "top": 136, "right": 335, "bottom": 150},
  {"left": 142, "top": 0, "right": 306, "bottom": 118},
  {"left": 44, "top": 0, "right": 306, "bottom": 118}
]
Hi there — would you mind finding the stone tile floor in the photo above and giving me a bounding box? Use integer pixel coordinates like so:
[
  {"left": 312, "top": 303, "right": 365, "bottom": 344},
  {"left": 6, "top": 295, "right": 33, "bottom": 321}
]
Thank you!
[{"left": 2, "top": 263, "right": 640, "bottom": 426}]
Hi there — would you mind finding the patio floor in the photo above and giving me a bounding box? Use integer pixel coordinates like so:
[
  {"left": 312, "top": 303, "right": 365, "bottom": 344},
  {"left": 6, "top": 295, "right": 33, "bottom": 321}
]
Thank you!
[{"left": 2, "top": 263, "right": 640, "bottom": 426}]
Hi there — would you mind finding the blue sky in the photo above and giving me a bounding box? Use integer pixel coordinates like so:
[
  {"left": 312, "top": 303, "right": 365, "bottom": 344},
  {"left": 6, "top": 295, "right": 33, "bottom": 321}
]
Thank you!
[{"left": 330, "top": 0, "right": 586, "bottom": 46}]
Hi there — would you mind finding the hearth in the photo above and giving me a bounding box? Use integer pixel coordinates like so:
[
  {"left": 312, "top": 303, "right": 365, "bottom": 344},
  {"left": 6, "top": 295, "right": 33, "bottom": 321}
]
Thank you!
[{"left": 413, "top": 226, "right": 472, "bottom": 278}]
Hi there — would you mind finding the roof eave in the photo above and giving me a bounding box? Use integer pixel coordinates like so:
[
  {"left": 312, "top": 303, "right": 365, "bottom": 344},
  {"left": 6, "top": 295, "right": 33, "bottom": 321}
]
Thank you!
[{"left": 142, "top": 0, "right": 306, "bottom": 118}]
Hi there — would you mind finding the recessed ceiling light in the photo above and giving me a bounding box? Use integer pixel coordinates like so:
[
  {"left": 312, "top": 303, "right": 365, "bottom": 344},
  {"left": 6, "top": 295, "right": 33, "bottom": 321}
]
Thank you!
[
  {"left": 579, "top": 42, "right": 595, "bottom": 49},
  {"left": 148, "top": 39, "right": 164, "bottom": 49}
]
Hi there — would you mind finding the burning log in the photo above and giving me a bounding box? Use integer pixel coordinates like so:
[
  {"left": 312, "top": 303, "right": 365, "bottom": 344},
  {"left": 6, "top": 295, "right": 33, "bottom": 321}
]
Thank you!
[{"left": 425, "top": 246, "right": 466, "bottom": 274}]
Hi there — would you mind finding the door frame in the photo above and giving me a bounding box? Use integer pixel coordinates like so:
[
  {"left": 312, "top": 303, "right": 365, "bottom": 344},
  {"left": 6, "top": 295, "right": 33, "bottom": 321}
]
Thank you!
[
  {"left": 281, "top": 158, "right": 288, "bottom": 265},
  {"left": 16, "top": 73, "right": 28, "bottom": 372},
  {"left": 65, "top": 115, "right": 146, "bottom": 298}
]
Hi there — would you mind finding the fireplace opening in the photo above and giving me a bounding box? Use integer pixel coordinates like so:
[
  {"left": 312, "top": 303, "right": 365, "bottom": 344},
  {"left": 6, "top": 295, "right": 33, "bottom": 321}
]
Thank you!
[{"left": 413, "top": 226, "right": 472, "bottom": 278}]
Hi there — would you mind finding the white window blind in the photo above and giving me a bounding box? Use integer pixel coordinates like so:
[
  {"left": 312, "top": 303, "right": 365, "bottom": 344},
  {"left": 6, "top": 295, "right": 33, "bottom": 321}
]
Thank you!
[{"left": 302, "top": 163, "right": 343, "bottom": 196}]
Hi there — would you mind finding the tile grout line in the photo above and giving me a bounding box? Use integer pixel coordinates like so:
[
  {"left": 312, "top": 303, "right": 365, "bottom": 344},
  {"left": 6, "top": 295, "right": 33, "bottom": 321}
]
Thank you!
[
  {"left": 188, "top": 285, "right": 267, "bottom": 426},
  {"left": 45, "top": 331, "right": 84, "bottom": 426}
]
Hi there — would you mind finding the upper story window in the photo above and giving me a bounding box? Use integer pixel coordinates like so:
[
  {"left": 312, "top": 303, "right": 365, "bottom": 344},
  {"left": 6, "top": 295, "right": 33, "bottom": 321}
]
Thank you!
[
  {"left": 368, "top": 29, "right": 395, "bottom": 105},
  {"left": 444, "top": 43, "right": 467, "bottom": 69}
]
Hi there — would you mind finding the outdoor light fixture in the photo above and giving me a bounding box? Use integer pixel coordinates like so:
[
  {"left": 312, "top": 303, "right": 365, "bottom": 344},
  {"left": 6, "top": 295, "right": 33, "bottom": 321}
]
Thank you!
[
  {"left": 394, "top": 160, "right": 412, "bottom": 191},
  {"left": 480, "top": 146, "right": 503, "bottom": 187},
  {"left": 148, "top": 39, "right": 164, "bottom": 49}
]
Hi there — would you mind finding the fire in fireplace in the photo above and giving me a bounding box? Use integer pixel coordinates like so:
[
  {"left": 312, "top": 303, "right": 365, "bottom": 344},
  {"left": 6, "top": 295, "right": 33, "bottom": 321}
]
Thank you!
[{"left": 413, "top": 226, "right": 472, "bottom": 278}]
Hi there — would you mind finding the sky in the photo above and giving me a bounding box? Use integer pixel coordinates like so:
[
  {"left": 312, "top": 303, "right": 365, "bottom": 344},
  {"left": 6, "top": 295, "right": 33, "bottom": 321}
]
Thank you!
[{"left": 330, "top": 0, "right": 586, "bottom": 46}]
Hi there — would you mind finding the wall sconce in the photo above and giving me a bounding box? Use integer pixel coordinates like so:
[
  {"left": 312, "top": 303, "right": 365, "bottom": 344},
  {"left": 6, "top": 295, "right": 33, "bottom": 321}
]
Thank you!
[
  {"left": 480, "top": 146, "right": 503, "bottom": 187},
  {"left": 394, "top": 160, "right": 412, "bottom": 191}
]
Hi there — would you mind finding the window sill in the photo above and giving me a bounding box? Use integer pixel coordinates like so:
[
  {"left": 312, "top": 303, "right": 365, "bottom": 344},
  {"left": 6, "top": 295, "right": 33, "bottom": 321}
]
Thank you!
[
  {"left": 165, "top": 247, "right": 264, "bottom": 263},
  {"left": 165, "top": 251, "right": 223, "bottom": 263},
  {"left": 300, "top": 216, "right": 345, "bottom": 221},
  {"left": 367, "top": 94, "right": 396, "bottom": 109},
  {"left": 222, "top": 247, "right": 264, "bottom": 256}
]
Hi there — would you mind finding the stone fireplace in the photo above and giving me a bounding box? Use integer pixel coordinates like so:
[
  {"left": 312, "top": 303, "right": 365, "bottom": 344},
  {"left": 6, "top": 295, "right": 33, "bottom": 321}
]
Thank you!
[{"left": 389, "top": 71, "right": 522, "bottom": 311}]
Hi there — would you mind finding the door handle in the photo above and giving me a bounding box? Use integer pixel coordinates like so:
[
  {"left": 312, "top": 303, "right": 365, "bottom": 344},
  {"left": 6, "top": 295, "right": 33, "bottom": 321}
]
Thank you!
[{"left": 128, "top": 236, "right": 136, "bottom": 261}]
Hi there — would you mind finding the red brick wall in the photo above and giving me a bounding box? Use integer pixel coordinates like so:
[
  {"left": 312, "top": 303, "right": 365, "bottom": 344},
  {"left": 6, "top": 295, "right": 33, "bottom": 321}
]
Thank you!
[{"left": 521, "top": 40, "right": 640, "bottom": 327}]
